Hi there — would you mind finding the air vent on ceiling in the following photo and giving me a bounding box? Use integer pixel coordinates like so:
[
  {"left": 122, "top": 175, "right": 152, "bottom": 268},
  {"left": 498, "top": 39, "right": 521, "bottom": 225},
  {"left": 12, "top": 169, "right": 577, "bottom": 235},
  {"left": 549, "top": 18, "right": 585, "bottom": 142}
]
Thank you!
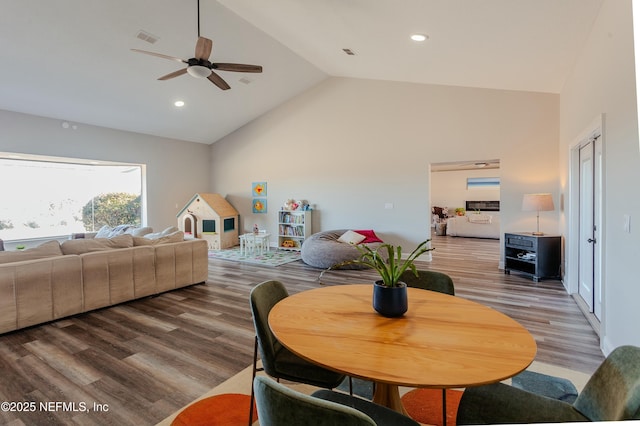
[
  {"left": 342, "top": 48, "right": 355, "bottom": 56},
  {"left": 136, "top": 30, "right": 159, "bottom": 44}
]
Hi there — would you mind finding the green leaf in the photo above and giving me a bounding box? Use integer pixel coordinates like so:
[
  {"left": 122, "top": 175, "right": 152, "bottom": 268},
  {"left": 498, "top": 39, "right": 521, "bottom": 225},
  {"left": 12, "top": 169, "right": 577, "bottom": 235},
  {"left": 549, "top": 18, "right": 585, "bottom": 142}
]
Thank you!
[{"left": 318, "top": 239, "right": 435, "bottom": 287}]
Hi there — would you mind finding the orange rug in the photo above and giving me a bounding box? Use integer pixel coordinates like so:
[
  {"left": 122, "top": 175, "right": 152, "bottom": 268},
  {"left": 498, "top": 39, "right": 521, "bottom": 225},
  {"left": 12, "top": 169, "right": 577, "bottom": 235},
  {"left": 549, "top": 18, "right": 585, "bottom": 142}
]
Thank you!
[
  {"left": 401, "top": 388, "right": 463, "bottom": 426},
  {"left": 171, "top": 393, "right": 256, "bottom": 426}
]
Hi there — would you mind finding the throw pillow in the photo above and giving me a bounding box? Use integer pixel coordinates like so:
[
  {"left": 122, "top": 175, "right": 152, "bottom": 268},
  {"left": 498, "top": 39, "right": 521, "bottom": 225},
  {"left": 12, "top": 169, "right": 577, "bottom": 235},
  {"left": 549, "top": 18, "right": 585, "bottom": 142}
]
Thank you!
[
  {"left": 128, "top": 226, "right": 153, "bottom": 237},
  {"left": 61, "top": 234, "right": 134, "bottom": 255},
  {"left": 337, "top": 230, "right": 366, "bottom": 245},
  {"left": 133, "top": 231, "right": 184, "bottom": 246},
  {"left": 353, "top": 230, "right": 383, "bottom": 244},
  {"left": 143, "top": 226, "right": 180, "bottom": 240},
  {"left": 0, "top": 240, "right": 63, "bottom": 264},
  {"left": 95, "top": 224, "right": 136, "bottom": 238},
  {"left": 468, "top": 214, "right": 492, "bottom": 224}
]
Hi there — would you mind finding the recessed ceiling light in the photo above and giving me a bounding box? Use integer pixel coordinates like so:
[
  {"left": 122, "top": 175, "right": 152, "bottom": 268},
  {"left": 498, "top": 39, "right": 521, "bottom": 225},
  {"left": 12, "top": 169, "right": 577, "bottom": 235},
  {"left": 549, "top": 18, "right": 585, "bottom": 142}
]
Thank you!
[
  {"left": 410, "top": 34, "right": 428, "bottom": 42},
  {"left": 174, "top": 100, "right": 185, "bottom": 107}
]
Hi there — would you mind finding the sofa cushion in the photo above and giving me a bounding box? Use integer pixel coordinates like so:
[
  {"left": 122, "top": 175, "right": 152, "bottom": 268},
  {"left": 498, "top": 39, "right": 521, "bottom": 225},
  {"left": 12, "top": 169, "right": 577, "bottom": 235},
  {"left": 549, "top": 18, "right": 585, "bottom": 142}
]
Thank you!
[
  {"left": 0, "top": 240, "right": 63, "bottom": 264},
  {"left": 134, "top": 231, "right": 184, "bottom": 246},
  {"left": 61, "top": 234, "right": 134, "bottom": 255}
]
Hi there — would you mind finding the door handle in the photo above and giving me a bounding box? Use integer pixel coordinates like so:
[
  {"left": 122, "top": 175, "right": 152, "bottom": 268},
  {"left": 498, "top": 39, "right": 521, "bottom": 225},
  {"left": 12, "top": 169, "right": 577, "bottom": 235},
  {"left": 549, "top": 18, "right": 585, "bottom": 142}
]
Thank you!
[{"left": 587, "top": 238, "right": 596, "bottom": 244}]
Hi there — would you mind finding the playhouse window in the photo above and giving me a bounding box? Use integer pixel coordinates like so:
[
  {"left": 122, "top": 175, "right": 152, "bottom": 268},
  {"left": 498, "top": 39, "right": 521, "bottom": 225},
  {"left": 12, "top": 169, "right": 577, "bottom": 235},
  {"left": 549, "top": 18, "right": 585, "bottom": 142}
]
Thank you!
[
  {"left": 202, "top": 220, "right": 216, "bottom": 233},
  {"left": 224, "top": 217, "right": 235, "bottom": 232}
]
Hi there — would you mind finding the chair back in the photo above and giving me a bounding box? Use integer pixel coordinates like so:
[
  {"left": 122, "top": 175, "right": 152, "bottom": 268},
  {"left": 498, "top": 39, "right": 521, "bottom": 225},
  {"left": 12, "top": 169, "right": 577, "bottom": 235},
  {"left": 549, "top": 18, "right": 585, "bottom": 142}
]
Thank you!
[
  {"left": 573, "top": 345, "right": 640, "bottom": 421},
  {"left": 401, "top": 269, "right": 455, "bottom": 295},
  {"left": 253, "top": 376, "right": 375, "bottom": 426},
  {"left": 250, "top": 280, "right": 289, "bottom": 376}
]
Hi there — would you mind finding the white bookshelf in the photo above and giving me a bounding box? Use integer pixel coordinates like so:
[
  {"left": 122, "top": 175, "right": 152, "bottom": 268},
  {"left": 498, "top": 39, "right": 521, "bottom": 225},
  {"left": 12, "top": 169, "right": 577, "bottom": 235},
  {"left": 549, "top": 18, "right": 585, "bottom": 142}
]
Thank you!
[{"left": 277, "top": 210, "right": 311, "bottom": 251}]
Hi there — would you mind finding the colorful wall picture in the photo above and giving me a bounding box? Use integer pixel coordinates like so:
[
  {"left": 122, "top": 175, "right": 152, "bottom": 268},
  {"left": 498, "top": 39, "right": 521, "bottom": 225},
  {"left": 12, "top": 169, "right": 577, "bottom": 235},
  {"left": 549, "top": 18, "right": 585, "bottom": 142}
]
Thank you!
[
  {"left": 252, "top": 198, "right": 267, "bottom": 213},
  {"left": 467, "top": 177, "right": 500, "bottom": 189},
  {"left": 252, "top": 182, "right": 267, "bottom": 197}
]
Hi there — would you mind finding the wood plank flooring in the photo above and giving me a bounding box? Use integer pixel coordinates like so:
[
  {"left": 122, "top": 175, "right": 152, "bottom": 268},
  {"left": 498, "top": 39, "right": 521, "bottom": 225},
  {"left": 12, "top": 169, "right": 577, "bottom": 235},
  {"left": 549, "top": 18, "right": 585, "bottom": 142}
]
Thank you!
[{"left": 0, "top": 233, "right": 604, "bottom": 425}]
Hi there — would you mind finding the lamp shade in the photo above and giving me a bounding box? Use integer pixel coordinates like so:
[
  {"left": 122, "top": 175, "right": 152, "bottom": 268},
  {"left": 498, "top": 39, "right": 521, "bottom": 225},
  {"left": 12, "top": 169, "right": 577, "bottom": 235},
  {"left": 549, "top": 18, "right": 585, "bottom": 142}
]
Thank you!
[{"left": 522, "top": 193, "right": 554, "bottom": 212}]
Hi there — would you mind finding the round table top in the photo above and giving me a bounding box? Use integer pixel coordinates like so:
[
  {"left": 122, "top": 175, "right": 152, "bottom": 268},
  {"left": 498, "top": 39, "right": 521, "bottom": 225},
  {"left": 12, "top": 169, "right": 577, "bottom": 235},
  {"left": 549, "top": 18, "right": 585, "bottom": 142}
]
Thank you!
[{"left": 269, "top": 284, "right": 537, "bottom": 388}]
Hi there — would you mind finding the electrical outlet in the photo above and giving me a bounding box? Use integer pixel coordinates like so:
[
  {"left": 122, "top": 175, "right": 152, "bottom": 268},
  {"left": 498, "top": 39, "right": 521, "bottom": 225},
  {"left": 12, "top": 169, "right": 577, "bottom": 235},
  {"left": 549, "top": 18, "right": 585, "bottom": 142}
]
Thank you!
[{"left": 384, "top": 203, "right": 394, "bottom": 209}]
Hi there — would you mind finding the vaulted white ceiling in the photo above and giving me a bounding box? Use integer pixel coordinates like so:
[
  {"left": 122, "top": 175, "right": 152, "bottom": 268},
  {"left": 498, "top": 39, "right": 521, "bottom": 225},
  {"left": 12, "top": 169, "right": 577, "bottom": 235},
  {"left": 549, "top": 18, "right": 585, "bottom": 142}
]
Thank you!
[{"left": 0, "top": 0, "right": 603, "bottom": 145}]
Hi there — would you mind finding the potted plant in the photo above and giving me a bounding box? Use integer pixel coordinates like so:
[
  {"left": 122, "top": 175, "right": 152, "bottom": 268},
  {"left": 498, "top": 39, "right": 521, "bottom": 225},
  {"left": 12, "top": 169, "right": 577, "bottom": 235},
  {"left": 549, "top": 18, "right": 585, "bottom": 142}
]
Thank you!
[
  {"left": 320, "top": 239, "right": 434, "bottom": 317},
  {"left": 455, "top": 207, "right": 466, "bottom": 216}
]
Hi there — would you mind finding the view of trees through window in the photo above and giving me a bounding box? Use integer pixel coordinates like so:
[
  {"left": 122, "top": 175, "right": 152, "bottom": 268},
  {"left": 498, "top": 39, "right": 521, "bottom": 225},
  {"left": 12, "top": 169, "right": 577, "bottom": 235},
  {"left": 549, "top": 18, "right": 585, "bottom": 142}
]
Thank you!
[{"left": 0, "top": 155, "right": 143, "bottom": 241}]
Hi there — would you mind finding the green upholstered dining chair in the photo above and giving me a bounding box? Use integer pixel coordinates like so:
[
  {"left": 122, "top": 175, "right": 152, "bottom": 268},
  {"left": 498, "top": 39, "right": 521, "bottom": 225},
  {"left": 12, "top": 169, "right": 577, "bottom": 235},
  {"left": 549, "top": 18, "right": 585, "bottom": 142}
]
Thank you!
[
  {"left": 254, "top": 376, "right": 420, "bottom": 426},
  {"left": 456, "top": 345, "right": 640, "bottom": 424},
  {"left": 249, "top": 280, "right": 348, "bottom": 425},
  {"left": 400, "top": 269, "right": 455, "bottom": 296},
  {"left": 400, "top": 268, "right": 455, "bottom": 424}
]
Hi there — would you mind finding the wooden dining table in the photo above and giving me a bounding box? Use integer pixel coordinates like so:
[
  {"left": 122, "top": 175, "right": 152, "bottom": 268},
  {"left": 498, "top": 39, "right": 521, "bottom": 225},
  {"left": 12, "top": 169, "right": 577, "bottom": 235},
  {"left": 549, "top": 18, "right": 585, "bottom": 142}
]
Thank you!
[{"left": 269, "top": 284, "right": 537, "bottom": 417}]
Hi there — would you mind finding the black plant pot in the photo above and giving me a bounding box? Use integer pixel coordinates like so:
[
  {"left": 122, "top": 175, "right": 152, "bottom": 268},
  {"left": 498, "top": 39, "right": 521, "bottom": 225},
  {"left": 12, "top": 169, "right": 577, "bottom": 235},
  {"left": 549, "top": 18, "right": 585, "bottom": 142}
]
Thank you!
[{"left": 372, "top": 281, "right": 408, "bottom": 317}]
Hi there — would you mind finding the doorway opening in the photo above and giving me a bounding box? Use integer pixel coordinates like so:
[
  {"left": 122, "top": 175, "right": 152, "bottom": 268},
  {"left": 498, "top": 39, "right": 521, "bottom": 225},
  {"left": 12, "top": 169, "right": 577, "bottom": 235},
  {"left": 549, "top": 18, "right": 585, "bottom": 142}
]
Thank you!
[{"left": 429, "top": 159, "right": 501, "bottom": 242}]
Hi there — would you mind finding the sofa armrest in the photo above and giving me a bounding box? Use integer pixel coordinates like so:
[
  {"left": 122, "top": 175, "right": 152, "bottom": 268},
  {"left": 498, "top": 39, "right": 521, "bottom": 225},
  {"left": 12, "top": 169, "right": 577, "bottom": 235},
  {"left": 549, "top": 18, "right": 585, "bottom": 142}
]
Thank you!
[
  {"left": 0, "top": 255, "right": 83, "bottom": 334},
  {"left": 155, "top": 239, "right": 208, "bottom": 292},
  {"left": 456, "top": 382, "right": 589, "bottom": 424}
]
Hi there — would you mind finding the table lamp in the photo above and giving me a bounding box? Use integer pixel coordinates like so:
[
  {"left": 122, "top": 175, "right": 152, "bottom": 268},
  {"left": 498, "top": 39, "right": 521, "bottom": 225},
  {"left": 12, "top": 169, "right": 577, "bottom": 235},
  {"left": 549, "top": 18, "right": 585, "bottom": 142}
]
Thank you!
[{"left": 522, "top": 193, "right": 554, "bottom": 235}]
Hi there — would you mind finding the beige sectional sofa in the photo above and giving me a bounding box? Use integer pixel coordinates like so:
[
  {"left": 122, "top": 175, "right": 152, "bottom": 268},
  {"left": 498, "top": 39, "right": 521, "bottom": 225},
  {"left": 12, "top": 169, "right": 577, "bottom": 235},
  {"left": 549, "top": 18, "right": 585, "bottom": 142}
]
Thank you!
[{"left": 0, "top": 232, "right": 208, "bottom": 334}]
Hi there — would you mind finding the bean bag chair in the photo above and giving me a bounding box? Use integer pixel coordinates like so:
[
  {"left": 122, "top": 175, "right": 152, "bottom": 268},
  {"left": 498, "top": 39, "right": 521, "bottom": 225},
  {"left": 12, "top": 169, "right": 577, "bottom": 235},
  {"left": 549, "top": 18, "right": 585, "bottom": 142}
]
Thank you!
[{"left": 301, "top": 229, "right": 384, "bottom": 269}]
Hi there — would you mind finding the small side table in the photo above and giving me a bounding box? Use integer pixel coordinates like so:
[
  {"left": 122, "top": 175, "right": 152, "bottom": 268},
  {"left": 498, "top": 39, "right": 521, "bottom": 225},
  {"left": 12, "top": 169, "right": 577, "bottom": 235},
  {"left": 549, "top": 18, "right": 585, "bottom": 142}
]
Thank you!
[
  {"left": 435, "top": 222, "right": 447, "bottom": 236},
  {"left": 504, "top": 232, "right": 561, "bottom": 281}
]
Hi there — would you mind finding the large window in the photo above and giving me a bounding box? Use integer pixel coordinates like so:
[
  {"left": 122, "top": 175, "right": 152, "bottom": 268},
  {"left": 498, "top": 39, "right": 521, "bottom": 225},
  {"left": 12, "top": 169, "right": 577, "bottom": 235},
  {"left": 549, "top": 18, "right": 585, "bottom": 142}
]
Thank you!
[{"left": 0, "top": 153, "right": 144, "bottom": 241}]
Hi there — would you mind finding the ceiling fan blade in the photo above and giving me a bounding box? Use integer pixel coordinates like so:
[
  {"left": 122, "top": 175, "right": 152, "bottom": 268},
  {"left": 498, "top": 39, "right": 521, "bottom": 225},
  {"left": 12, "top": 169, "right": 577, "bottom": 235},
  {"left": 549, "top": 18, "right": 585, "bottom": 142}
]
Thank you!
[
  {"left": 207, "top": 71, "right": 230, "bottom": 90},
  {"left": 131, "top": 48, "right": 187, "bottom": 64},
  {"left": 158, "top": 68, "right": 188, "bottom": 80},
  {"left": 214, "top": 63, "right": 263, "bottom": 73},
  {"left": 195, "top": 37, "right": 213, "bottom": 60}
]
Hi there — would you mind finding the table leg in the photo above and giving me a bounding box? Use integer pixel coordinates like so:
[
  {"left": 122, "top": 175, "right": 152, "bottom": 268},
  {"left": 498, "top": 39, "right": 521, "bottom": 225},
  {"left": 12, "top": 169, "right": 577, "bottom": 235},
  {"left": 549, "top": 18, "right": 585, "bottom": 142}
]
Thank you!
[{"left": 372, "top": 383, "right": 408, "bottom": 416}]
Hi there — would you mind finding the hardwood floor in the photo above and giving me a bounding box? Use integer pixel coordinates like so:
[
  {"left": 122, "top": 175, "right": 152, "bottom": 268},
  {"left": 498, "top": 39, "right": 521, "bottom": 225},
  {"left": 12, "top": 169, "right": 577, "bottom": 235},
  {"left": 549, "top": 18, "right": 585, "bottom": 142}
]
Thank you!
[{"left": 0, "top": 234, "right": 603, "bottom": 425}]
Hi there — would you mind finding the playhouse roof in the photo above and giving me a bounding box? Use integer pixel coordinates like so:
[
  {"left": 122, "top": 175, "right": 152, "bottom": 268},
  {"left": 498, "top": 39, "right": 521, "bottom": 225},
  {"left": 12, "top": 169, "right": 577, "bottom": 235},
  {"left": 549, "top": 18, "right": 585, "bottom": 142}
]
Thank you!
[{"left": 176, "top": 193, "right": 239, "bottom": 218}]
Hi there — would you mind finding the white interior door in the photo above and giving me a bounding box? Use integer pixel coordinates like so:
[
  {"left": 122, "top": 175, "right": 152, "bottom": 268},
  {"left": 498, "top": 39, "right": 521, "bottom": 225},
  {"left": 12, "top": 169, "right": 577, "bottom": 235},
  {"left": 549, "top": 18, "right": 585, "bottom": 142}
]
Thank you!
[
  {"left": 593, "top": 136, "right": 603, "bottom": 319},
  {"left": 578, "top": 142, "right": 595, "bottom": 312}
]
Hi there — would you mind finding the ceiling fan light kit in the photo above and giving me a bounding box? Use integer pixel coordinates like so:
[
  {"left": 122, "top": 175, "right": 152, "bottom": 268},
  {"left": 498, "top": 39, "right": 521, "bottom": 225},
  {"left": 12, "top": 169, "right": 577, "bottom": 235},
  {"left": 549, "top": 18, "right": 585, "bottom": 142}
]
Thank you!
[
  {"left": 131, "top": 0, "right": 262, "bottom": 90},
  {"left": 187, "top": 65, "right": 212, "bottom": 78}
]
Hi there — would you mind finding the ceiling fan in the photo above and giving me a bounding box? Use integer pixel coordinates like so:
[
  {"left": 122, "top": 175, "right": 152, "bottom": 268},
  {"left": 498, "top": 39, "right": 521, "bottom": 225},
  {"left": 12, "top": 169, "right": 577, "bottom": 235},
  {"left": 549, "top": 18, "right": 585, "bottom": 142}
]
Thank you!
[{"left": 131, "top": 0, "right": 262, "bottom": 90}]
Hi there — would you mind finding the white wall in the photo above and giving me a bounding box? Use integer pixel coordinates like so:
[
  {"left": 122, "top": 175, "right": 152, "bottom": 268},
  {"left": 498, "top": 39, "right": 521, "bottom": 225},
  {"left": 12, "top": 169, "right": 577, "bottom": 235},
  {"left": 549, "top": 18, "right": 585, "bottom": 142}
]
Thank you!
[
  {"left": 431, "top": 168, "right": 501, "bottom": 213},
  {"left": 210, "top": 77, "right": 559, "bottom": 262},
  {"left": 0, "top": 109, "right": 211, "bottom": 232},
  {"left": 559, "top": 0, "right": 640, "bottom": 352}
]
